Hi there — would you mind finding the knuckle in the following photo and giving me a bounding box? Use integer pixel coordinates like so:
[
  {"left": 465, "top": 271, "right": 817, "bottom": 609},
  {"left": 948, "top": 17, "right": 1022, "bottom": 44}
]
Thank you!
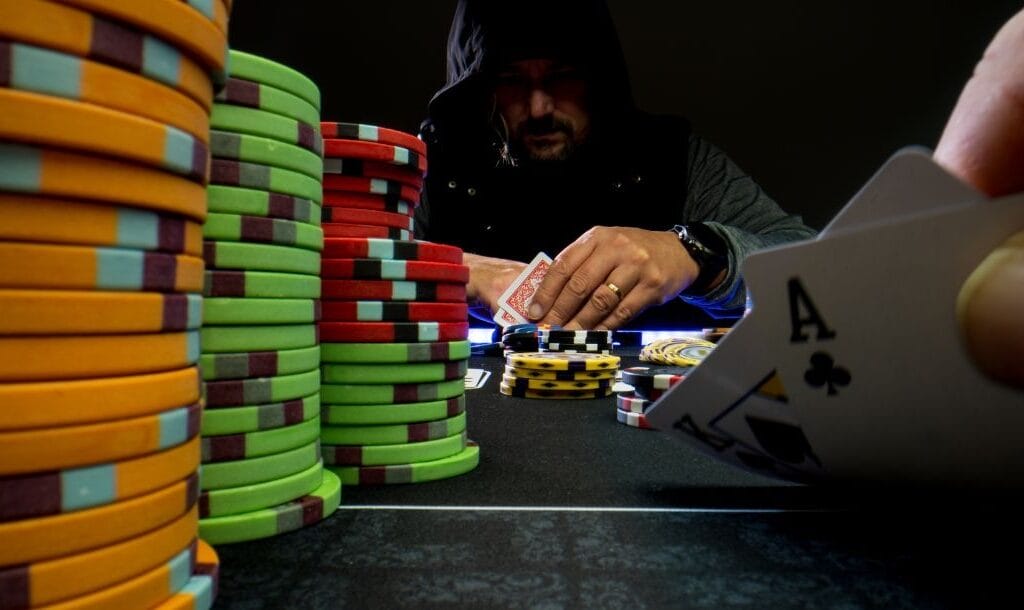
[
  {"left": 565, "top": 274, "right": 591, "bottom": 298},
  {"left": 589, "top": 292, "right": 615, "bottom": 314},
  {"left": 613, "top": 305, "right": 636, "bottom": 322}
]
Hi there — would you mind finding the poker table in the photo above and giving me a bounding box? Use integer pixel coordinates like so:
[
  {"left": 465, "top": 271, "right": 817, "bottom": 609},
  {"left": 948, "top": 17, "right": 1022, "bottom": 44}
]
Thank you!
[{"left": 211, "top": 347, "right": 1022, "bottom": 609}]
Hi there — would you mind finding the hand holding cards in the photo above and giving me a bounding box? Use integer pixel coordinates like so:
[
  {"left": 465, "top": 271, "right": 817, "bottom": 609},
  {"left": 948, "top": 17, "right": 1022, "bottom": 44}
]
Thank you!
[{"left": 492, "top": 252, "right": 552, "bottom": 327}]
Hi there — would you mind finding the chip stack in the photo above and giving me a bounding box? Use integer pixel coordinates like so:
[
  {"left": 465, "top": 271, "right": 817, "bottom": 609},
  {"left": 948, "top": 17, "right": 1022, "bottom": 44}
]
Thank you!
[
  {"left": 539, "top": 329, "right": 614, "bottom": 354},
  {"left": 0, "top": 0, "right": 227, "bottom": 606},
  {"left": 198, "top": 49, "right": 339, "bottom": 544},
  {"left": 502, "top": 352, "right": 621, "bottom": 399},
  {"left": 616, "top": 366, "right": 693, "bottom": 428},
  {"left": 501, "top": 323, "right": 558, "bottom": 354}
]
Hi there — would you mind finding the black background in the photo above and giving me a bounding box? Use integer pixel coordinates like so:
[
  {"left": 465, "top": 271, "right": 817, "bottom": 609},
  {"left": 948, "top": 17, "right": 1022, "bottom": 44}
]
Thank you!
[{"left": 228, "top": 1, "right": 1021, "bottom": 230}]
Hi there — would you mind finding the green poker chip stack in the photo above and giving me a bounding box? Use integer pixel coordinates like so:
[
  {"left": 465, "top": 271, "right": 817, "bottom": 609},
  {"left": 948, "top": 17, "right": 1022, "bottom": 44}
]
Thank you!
[{"left": 199, "top": 49, "right": 336, "bottom": 542}]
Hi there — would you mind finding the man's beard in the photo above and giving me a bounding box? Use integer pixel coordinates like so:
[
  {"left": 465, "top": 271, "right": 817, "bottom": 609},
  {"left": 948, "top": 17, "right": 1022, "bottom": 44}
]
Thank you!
[{"left": 513, "top": 115, "right": 578, "bottom": 163}]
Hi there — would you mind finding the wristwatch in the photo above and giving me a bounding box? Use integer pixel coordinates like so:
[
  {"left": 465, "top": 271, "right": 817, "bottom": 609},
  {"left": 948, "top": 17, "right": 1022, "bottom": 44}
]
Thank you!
[{"left": 670, "top": 223, "right": 729, "bottom": 296}]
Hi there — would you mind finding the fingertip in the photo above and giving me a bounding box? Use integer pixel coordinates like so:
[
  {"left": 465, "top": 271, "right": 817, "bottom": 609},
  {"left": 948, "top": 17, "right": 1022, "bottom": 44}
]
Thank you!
[{"left": 528, "top": 302, "right": 544, "bottom": 320}]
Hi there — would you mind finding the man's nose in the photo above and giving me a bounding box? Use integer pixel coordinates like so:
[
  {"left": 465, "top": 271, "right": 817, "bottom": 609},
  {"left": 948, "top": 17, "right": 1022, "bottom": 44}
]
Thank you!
[{"left": 528, "top": 88, "right": 554, "bottom": 118}]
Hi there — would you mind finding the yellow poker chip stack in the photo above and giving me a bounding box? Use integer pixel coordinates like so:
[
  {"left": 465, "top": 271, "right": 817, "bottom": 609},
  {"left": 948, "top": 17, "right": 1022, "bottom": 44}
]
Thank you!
[
  {"left": 0, "top": 0, "right": 228, "bottom": 606},
  {"left": 502, "top": 351, "right": 622, "bottom": 399},
  {"left": 639, "top": 336, "right": 717, "bottom": 367},
  {"left": 198, "top": 49, "right": 340, "bottom": 545}
]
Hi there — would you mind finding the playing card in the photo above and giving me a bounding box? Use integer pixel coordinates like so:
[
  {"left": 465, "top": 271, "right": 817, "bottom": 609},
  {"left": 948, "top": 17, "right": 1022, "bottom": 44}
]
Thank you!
[
  {"left": 492, "top": 252, "right": 552, "bottom": 327},
  {"left": 464, "top": 368, "right": 492, "bottom": 390},
  {"left": 492, "top": 306, "right": 522, "bottom": 328},
  {"left": 646, "top": 153, "right": 1024, "bottom": 486}
]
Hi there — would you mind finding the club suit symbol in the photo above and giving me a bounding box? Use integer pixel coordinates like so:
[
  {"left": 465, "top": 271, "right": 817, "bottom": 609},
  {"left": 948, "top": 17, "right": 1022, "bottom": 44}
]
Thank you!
[{"left": 804, "top": 352, "right": 851, "bottom": 396}]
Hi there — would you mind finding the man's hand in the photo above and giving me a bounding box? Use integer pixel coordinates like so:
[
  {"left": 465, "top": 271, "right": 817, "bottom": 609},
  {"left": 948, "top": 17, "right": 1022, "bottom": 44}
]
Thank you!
[
  {"left": 463, "top": 252, "right": 527, "bottom": 314},
  {"left": 526, "top": 226, "right": 700, "bottom": 330}
]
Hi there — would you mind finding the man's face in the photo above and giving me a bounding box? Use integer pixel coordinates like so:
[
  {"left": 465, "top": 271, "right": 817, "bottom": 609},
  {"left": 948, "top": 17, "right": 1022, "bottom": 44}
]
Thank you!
[{"left": 494, "top": 59, "right": 590, "bottom": 163}]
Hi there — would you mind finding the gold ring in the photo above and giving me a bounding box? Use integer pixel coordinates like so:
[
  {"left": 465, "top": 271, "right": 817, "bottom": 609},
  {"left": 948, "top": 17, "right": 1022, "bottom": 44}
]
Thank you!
[{"left": 606, "top": 283, "right": 621, "bottom": 297}]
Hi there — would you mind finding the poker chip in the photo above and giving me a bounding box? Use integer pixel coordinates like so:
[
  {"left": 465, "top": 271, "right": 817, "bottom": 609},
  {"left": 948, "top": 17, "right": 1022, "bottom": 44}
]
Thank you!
[
  {"left": 320, "top": 121, "right": 427, "bottom": 156},
  {"left": 199, "top": 345, "right": 320, "bottom": 381},
  {"left": 0, "top": 332, "right": 200, "bottom": 382},
  {"left": 616, "top": 408, "right": 654, "bottom": 429},
  {"left": 197, "top": 469, "right": 340, "bottom": 545},
  {"left": 204, "top": 270, "right": 321, "bottom": 299},
  {"left": 323, "top": 176, "right": 421, "bottom": 203},
  {"left": 323, "top": 139, "right": 427, "bottom": 173},
  {"left": 199, "top": 324, "right": 317, "bottom": 353},
  {"left": 201, "top": 415, "right": 321, "bottom": 462},
  {"left": 210, "top": 159, "right": 324, "bottom": 205},
  {"left": 321, "top": 191, "right": 415, "bottom": 215},
  {"left": 328, "top": 441, "right": 479, "bottom": 486},
  {"left": 321, "top": 222, "right": 413, "bottom": 240},
  {"left": 620, "top": 366, "right": 691, "bottom": 397},
  {"left": 321, "top": 360, "right": 468, "bottom": 384},
  {"left": 321, "top": 279, "right": 466, "bottom": 302},
  {"left": 216, "top": 77, "right": 320, "bottom": 126},
  {"left": 500, "top": 375, "right": 612, "bottom": 391},
  {"left": 0, "top": 403, "right": 200, "bottom": 475},
  {"left": 320, "top": 412, "right": 466, "bottom": 446},
  {"left": 202, "top": 369, "right": 321, "bottom": 408},
  {"left": 538, "top": 330, "right": 612, "bottom": 344},
  {"left": 321, "top": 430, "right": 466, "bottom": 466},
  {"left": 211, "top": 131, "right": 323, "bottom": 183},
  {"left": 498, "top": 383, "right": 614, "bottom": 399},
  {"left": 503, "top": 365, "right": 615, "bottom": 381},
  {"left": 203, "top": 297, "right": 319, "bottom": 325},
  {"left": 200, "top": 394, "right": 320, "bottom": 436},
  {"left": 321, "top": 259, "right": 469, "bottom": 283},
  {"left": 320, "top": 300, "right": 468, "bottom": 322},
  {"left": 199, "top": 458, "right": 324, "bottom": 519},
  {"left": 199, "top": 440, "right": 320, "bottom": 491},
  {"left": 639, "top": 336, "right": 716, "bottom": 367},
  {"left": 616, "top": 391, "right": 653, "bottom": 414},
  {"left": 228, "top": 50, "right": 321, "bottom": 110},
  {"left": 204, "top": 240, "right": 321, "bottom": 274},
  {"left": 508, "top": 352, "right": 621, "bottom": 371},
  {"left": 320, "top": 340, "right": 472, "bottom": 364},
  {"left": 0, "top": 88, "right": 208, "bottom": 182},
  {"left": 207, "top": 185, "right": 321, "bottom": 225},
  {"left": 0, "top": 195, "right": 203, "bottom": 255},
  {"left": 0, "top": 436, "right": 199, "bottom": 521},
  {"left": 319, "top": 321, "right": 469, "bottom": 343},
  {"left": 320, "top": 378, "right": 465, "bottom": 405},
  {"left": 323, "top": 157, "right": 424, "bottom": 189},
  {"left": 210, "top": 104, "right": 321, "bottom": 155},
  {"left": 2, "top": 40, "right": 209, "bottom": 141},
  {"left": 0, "top": 290, "right": 202, "bottom": 335},
  {"left": 321, "top": 207, "right": 415, "bottom": 231},
  {"left": 540, "top": 342, "right": 613, "bottom": 353},
  {"left": 0, "top": 143, "right": 207, "bottom": 221},
  {"left": 320, "top": 395, "right": 466, "bottom": 426}
]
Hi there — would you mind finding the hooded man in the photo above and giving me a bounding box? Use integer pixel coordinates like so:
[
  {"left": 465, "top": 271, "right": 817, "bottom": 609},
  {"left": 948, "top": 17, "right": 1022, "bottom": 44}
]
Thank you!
[{"left": 416, "top": 0, "right": 817, "bottom": 330}]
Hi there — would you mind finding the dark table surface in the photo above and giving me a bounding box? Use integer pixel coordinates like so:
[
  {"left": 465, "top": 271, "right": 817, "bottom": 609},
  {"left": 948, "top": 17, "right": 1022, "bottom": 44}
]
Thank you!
[{"left": 211, "top": 351, "right": 1021, "bottom": 609}]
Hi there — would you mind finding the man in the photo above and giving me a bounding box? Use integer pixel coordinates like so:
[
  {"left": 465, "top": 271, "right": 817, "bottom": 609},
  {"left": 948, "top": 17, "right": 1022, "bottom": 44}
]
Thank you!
[{"left": 416, "top": 0, "right": 816, "bottom": 330}]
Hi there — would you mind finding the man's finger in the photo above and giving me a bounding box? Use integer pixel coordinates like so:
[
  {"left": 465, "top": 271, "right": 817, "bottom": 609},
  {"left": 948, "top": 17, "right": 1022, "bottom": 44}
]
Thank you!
[
  {"left": 565, "top": 272, "right": 639, "bottom": 330},
  {"left": 527, "top": 230, "right": 600, "bottom": 320},
  {"left": 539, "top": 250, "right": 616, "bottom": 326},
  {"left": 595, "top": 288, "right": 651, "bottom": 331}
]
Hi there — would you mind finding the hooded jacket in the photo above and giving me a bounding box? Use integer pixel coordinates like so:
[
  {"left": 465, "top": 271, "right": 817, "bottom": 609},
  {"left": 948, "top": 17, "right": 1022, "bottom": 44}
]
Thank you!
[{"left": 417, "top": 0, "right": 817, "bottom": 322}]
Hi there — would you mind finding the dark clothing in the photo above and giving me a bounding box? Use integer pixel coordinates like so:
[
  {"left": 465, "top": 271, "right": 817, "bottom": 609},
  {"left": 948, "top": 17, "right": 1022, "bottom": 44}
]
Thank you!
[{"left": 417, "top": 0, "right": 817, "bottom": 324}]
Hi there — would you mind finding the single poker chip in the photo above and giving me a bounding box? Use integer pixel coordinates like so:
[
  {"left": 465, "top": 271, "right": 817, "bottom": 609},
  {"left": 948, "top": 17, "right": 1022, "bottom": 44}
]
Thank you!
[
  {"left": 321, "top": 279, "right": 466, "bottom": 302},
  {"left": 0, "top": 142, "right": 206, "bottom": 221},
  {"left": 323, "top": 139, "right": 426, "bottom": 173},
  {"left": 616, "top": 407, "right": 654, "bottom": 429},
  {"left": 210, "top": 158, "right": 323, "bottom": 204},
  {"left": 0, "top": 290, "right": 202, "bottom": 335},
  {"left": 322, "top": 238, "right": 461, "bottom": 264},
  {"left": 500, "top": 374, "right": 612, "bottom": 391},
  {"left": 200, "top": 393, "right": 319, "bottom": 436},
  {"left": 207, "top": 184, "right": 321, "bottom": 225},
  {"left": 503, "top": 365, "right": 615, "bottom": 381},
  {"left": 182, "top": 0, "right": 230, "bottom": 33},
  {"left": 321, "top": 360, "right": 468, "bottom": 384},
  {"left": 201, "top": 415, "right": 320, "bottom": 462},
  {"left": 204, "top": 270, "right": 321, "bottom": 299},
  {"left": 0, "top": 88, "right": 208, "bottom": 182},
  {"left": 0, "top": 507, "right": 198, "bottom": 608},
  {"left": 0, "top": 436, "right": 199, "bottom": 522},
  {"left": 199, "top": 458, "right": 323, "bottom": 519},
  {"left": 322, "top": 222, "right": 412, "bottom": 241},
  {"left": 507, "top": 351, "right": 621, "bottom": 372},
  {"left": 319, "top": 321, "right": 469, "bottom": 343},
  {"left": 323, "top": 157, "right": 424, "bottom": 189},
  {"left": 56, "top": 0, "right": 229, "bottom": 73},
  {"left": 152, "top": 544, "right": 220, "bottom": 610},
  {"left": 199, "top": 440, "right": 320, "bottom": 491},
  {"left": 499, "top": 383, "right": 614, "bottom": 399},
  {"left": 203, "top": 297, "right": 319, "bottom": 325},
  {"left": 621, "top": 366, "right": 692, "bottom": 394},
  {"left": 228, "top": 50, "right": 321, "bottom": 110},
  {"left": 321, "top": 259, "right": 469, "bottom": 283},
  {"left": 0, "top": 194, "right": 203, "bottom": 255},
  {"left": 199, "top": 345, "right": 320, "bottom": 381},
  {"left": 199, "top": 323, "right": 317, "bottom": 353},
  {"left": 328, "top": 441, "right": 479, "bottom": 486},
  {"left": 321, "top": 411, "right": 466, "bottom": 447},
  {"left": 540, "top": 342, "right": 613, "bottom": 352},
  {"left": 197, "top": 469, "right": 340, "bottom": 545},
  {"left": 321, "top": 429, "right": 466, "bottom": 466},
  {"left": 0, "top": 242, "right": 203, "bottom": 293},
  {"left": 320, "top": 300, "right": 468, "bottom": 322},
  {"left": 323, "top": 176, "right": 420, "bottom": 203},
  {"left": 0, "top": 0, "right": 214, "bottom": 111},
  {"left": 320, "top": 394, "right": 466, "bottom": 426},
  {"left": 320, "top": 378, "right": 465, "bottom": 405},
  {"left": 321, "top": 191, "right": 414, "bottom": 215},
  {"left": 0, "top": 368, "right": 200, "bottom": 431},
  {"left": 616, "top": 391, "right": 654, "bottom": 414},
  {"left": 0, "top": 332, "right": 200, "bottom": 383},
  {"left": 2, "top": 40, "right": 209, "bottom": 141},
  {"left": 216, "top": 76, "right": 319, "bottom": 126},
  {"left": 320, "top": 207, "right": 415, "bottom": 231},
  {"left": 320, "top": 340, "right": 471, "bottom": 364},
  {"left": 203, "top": 369, "right": 321, "bottom": 408},
  {"left": 211, "top": 104, "right": 321, "bottom": 155},
  {"left": 210, "top": 131, "right": 323, "bottom": 181},
  {"left": 320, "top": 121, "right": 426, "bottom": 156},
  {"left": 502, "top": 323, "right": 559, "bottom": 336},
  {"left": 538, "top": 330, "right": 613, "bottom": 344},
  {"left": 0, "top": 402, "right": 200, "bottom": 476},
  {"left": 0, "top": 473, "right": 197, "bottom": 566},
  {"left": 203, "top": 240, "right": 320, "bottom": 275}
]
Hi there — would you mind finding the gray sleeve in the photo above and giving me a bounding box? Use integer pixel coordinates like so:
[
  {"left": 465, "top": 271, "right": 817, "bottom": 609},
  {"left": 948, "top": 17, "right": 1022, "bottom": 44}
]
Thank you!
[{"left": 679, "top": 134, "right": 818, "bottom": 316}]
